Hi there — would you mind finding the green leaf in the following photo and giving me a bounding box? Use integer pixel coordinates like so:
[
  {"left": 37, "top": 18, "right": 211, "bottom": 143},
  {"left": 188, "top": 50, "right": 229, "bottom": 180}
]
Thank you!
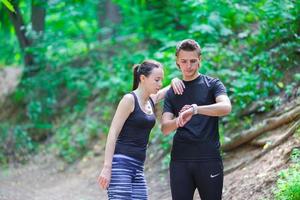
[
  {"left": 190, "top": 24, "right": 216, "bottom": 34},
  {"left": 1, "top": 0, "right": 15, "bottom": 12},
  {"left": 294, "top": 73, "right": 300, "bottom": 82},
  {"left": 277, "top": 82, "right": 284, "bottom": 88}
]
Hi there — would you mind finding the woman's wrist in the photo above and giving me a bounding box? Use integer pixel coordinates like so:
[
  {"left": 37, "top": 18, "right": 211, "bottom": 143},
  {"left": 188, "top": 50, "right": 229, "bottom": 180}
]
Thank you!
[{"left": 103, "top": 163, "right": 112, "bottom": 169}]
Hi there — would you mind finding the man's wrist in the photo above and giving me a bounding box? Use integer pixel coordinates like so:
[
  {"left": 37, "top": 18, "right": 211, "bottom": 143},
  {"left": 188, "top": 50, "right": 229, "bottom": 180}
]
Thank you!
[
  {"left": 175, "top": 117, "right": 179, "bottom": 128},
  {"left": 191, "top": 104, "right": 197, "bottom": 115}
]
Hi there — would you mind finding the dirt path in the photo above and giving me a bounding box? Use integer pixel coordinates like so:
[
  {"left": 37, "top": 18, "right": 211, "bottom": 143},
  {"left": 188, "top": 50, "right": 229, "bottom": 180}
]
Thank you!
[
  {"left": 0, "top": 154, "right": 105, "bottom": 200},
  {"left": 0, "top": 147, "right": 193, "bottom": 200},
  {"left": 1, "top": 132, "right": 298, "bottom": 200}
]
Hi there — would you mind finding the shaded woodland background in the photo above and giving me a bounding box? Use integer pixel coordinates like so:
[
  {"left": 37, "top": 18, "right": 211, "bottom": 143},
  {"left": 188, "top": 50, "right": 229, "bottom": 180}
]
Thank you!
[{"left": 0, "top": 0, "right": 299, "bottom": 199}]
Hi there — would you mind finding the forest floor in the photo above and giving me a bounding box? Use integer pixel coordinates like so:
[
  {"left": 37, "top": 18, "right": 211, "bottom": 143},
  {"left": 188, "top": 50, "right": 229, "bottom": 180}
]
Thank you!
[
  {"left": 0, "top": 67, "right": 299, "bottom": 200},
  {"left": 0, "top": 129, "right": 299, "bottom": 200},
  {"left": 0, "top": 129, "right": 298, "bottom": 200}
]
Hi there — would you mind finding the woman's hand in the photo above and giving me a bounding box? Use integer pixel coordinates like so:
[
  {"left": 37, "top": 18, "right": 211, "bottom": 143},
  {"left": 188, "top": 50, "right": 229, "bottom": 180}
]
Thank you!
[
  {"left": 171, "top": 78, "right": 185, "bottom": 95},
  {"left": 97, "top": 165, "right": 112, "bottom": 190}
]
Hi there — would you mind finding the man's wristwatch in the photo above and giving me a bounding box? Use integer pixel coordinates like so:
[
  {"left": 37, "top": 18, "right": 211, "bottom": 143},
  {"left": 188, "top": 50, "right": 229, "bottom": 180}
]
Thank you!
[{"left": 191, "top": 104, "right": 197, "bottom": 115}]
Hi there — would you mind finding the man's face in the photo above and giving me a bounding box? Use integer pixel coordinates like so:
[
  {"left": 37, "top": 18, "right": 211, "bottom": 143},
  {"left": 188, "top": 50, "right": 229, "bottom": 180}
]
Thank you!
[{"left": 176, "top": 50, "right": 200, "bottom": 80}]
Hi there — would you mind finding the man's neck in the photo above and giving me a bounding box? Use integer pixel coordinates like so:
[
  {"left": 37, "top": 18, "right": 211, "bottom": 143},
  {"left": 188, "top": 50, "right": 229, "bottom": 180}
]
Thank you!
[{"left": 183, "top": 72, "right": 200, "bottom": 81}]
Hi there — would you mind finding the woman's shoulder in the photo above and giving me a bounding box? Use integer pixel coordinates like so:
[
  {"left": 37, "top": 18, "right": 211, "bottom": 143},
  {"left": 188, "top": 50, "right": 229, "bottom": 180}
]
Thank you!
[
  {"left": 121, "top": 93, "right": 135, "bottom": 104},
  {"left": 119, "top": 93, "right": 135, "bottom": 112},
  {"left": 114, "top": 93, "right": 135, "bottom": 116}
]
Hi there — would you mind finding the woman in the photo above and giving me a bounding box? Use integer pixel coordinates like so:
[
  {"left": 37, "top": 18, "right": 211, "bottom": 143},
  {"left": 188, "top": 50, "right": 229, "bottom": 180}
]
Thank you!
[{"left": 97, "top": 59, "right": 184, "bottom": 199}]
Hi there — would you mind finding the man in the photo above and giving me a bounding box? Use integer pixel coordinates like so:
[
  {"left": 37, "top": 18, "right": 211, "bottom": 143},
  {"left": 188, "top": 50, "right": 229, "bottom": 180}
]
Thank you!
[{"left": 161, "top": 39, "right": 232, "bottom": 200}]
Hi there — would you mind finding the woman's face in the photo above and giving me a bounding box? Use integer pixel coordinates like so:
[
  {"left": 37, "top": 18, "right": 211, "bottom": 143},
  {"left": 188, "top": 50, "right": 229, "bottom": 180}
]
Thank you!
[
  {"left": 141, "top": 67, "right": 164, "bottom": 94},
  {"left": 176, "top": 50, "right": 200, "bottom": 80}
]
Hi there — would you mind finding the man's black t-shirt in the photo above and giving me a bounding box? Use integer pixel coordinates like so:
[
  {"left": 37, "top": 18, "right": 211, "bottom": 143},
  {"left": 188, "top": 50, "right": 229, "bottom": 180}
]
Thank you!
[{"left": 163, "top": 74, "right": 227, "bottom": 161}]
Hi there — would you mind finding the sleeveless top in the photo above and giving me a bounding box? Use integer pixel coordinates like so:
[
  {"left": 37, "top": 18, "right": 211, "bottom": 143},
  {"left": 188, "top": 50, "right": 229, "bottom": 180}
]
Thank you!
[{"left": 114, "top": 92, "right": 156, "bottom": 162}]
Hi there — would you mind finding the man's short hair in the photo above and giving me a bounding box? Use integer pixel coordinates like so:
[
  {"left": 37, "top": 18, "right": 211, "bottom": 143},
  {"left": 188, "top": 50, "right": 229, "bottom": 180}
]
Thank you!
[{"left": 176, "top": 39, "right": 201, "bottom": 57}]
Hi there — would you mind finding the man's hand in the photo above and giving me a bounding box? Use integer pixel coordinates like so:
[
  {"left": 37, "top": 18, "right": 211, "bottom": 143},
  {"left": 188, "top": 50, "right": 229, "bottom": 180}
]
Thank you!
[
  {"left": 176, "top": 105, "right": 194, "bottom": 127},
  {"left": 179, "top": 105, "right": 192, "bottom": 113}
]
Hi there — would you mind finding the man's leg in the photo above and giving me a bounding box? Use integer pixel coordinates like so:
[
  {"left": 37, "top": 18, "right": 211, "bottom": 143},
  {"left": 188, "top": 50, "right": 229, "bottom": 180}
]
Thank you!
[
  {"left": 194, "top": 161, "right": 223, "bottom": 200},
  {"left": 170, "top": 161, "right": 196, "bottom": 200}
]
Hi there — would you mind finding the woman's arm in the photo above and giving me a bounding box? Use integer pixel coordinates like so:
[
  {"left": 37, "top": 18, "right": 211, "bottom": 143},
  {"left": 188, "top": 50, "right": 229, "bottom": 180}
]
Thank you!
[
  {"left": 98, "top": 94, "right": 134, "bottom": 189},
  {"left": 151, "top": 77, "right": 185, "bottom": 104}
]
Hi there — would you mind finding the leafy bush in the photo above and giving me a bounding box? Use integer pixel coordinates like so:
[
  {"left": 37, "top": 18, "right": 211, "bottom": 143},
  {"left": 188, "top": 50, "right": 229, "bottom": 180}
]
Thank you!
[
  {"left": 274, "top": 164, "right": 300, "bottom": 200},
  {"left": 51, "top": 115, "right": 100, "bottom": 163},
  {"left": 0, "top": 123, "right": 36, "bottom": 165},
  {"left": 1, "top": 0, "right": 299, "bottom": 163},
  {"left": 273, "top": 146, "right": 300, "bottom": 200}
]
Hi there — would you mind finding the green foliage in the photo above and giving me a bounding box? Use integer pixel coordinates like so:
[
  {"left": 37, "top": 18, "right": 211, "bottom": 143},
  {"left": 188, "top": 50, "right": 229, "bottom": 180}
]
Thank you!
[
  {"left": 1, "top": 0, "right": 15, "bottom": 12},
  {"left": 0, "top": 123, "right": 37, "bottom": 166},
  {"left": 274, "top": 164, "right": 300, "bottom": 200},
  {"left": 52, "top": 115, "right": 100, "bottom": 163},
  {"left": 161, "top": 153, "right": 171, "bottom": 171},
  {"left": 291, "top": 148, "right": 300, "bottom": 163},
  {"left": 294, "top": 74, "right": 300, "bottom": 82},
  {"left": 273, "top": 146, "right": 300, "bottom": 200},
  {"left": 159, "top": 132, "right": 174, "bottom": 151},
  {"left": 0, "top": 0, "right": 299, "bottom": 163}
]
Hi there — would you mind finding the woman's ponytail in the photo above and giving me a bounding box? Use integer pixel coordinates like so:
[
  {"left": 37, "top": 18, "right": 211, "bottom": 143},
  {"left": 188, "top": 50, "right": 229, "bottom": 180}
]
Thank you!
[{"left": 132, "top": 64, "right": 140, "bottom": 90}]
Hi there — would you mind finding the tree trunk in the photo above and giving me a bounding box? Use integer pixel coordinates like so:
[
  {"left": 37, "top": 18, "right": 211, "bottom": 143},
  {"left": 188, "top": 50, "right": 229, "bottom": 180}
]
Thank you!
[
  {"left": 224, "top": 120, "right": 300, "bottom": 174},
  {"left": 222, "top": 106, "right": 300, "bottom": 151},
  {"left": 98, "top": 0, "right": 121, "bottom": 41},
  {"left": 6, "top": 0, "right": 34, "bottom": 66},
  {"left": 31, "top": 0, "right": 46, "bottom": 34},
  {"left": 26, "top": 0, "right": 47, "bottom": 76}
]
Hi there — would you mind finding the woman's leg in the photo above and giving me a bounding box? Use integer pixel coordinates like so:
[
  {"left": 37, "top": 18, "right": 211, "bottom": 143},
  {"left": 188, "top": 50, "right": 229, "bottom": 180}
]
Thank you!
[
  {"left": 107, "top": 154, "right": 135, "bottom": 200},
  {"left": 132, "top": 168, "right": 147, "bottom": 200}
]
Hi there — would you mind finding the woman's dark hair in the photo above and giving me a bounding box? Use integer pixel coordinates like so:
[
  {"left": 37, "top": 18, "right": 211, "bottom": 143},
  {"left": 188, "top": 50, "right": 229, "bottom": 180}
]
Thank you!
[
  {"left": 175, "top": 39, "right": 202, "bottom": 57},
  {"left": 132, "top": 60, "right": 162, "bottom": 90}
]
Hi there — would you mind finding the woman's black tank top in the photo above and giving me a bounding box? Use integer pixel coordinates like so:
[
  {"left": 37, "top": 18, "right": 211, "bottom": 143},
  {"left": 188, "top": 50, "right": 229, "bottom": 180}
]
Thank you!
[{"left": 114, "top": 92, "right": 156, "bottom": 162}]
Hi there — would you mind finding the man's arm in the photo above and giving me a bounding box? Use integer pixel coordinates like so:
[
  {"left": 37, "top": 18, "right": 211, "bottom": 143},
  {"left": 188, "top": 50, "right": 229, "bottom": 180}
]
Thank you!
[
  {"left": 195, "top": 94, "right": 231, "bottom": 116},
  {"left": 161, "top": 110, "right": 192, "bottom": 135},
  {"left": 161, "top": 94, "right": 231, "bottom": 135},
  {"left": 178, "top": 94, "right": 232, "bottom": 125},
  {"left": 161, "top": 112, "right": 178, "bottom": 135}
]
